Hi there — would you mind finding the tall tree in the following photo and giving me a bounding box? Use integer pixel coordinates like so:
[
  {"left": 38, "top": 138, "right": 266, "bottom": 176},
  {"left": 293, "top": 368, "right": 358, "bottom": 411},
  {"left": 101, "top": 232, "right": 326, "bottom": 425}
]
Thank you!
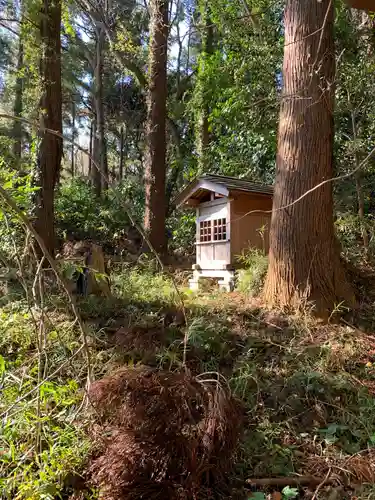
[
  {"left": 70, "top": 97, "right": 76, "bottom": 177},
  {"left": 264, "top": 0, "right": 354, "bottom": 315},
  {"left": 195, "top": 0, "right": 213, "bottom": 171},
  {"left": 34, "top": 0, "right": 62, "bottom": 257},
  {"left": 144, "top": 0, "right": 169, "bottom": 253},
  {"left": 93, "top": 22, "right": 108, "bottom": 194},
  {"left": 188, "top": 0, "right": 282, "bottom": 182}
]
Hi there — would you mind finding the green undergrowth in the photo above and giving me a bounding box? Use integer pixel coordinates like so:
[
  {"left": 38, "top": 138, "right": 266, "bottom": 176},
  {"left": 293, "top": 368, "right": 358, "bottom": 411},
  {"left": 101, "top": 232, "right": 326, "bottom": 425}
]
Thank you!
[
  {"left": 112, "top": 263, "right": 181, "bottom": 303},
  {"left": 236, "top": 248, "right": 268, "bottom": 296},
  {"left": 0, "top": 305, "right": 94, "bottom": 499},
  {"left": 1, "top": 267, "right": 375, "bottom": 499}
]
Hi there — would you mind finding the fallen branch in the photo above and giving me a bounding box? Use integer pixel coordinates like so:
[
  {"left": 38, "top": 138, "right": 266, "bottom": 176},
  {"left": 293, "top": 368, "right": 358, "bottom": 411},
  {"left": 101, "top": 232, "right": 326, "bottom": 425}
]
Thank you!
[
  {"left": 246, "top": 476, "right": 333, "bottom": 488},
  {"left": 312, "top": 468, "right": 332, "bottom": 500}
]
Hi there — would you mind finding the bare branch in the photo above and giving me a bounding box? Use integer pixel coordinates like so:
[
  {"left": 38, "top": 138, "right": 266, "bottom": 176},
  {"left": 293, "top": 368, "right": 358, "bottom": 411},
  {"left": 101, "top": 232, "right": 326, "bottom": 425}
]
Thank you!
[
  {"left": 0, "top": 113, "right": 188, "bottom": 368},
  {"left": 0, "top": 175, "right": 93, "bottom": 388},
  {"left": 0, "top": 345, "right": 85, "bottom": 418}
]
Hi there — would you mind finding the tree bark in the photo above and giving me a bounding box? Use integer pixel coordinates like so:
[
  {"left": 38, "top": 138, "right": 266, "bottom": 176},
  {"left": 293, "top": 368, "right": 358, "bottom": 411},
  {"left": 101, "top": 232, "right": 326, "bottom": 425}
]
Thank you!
[
  {"left": 94, "top": 25, "right": 108, "bottom": 195},
  {"left": 34, "top": 0, "right": 62, "bottom": 258},
  {"left": 89, "top": 119, "right": 93, "bottom": 178},
  {"left": 12, "top": 36, "right": 23, "bottom": 160},
  {"left": 175, "top": 0, "right": 182, "bottom": 89},
  {"left": 119, "top": 125, "right": 125, "bottom": 180},
  {"left": 144, "top": 0, "right": 169, "bottom": 254},
  {"left": 263, "top": 0, "right": 355, "bottom": 316},
  {"left": 71, "top": 98, "right": 75, "bottom": 177},
  {"left": 166, "top": 118, "right": 184, "bottom": 214},
  {"left": 92, "top": 118, "right": 101, "bottom": 197}
]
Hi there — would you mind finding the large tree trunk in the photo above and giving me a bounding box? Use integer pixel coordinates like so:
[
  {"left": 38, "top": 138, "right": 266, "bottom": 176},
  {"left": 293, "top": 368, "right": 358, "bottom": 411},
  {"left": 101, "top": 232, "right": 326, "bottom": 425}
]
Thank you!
[
  {"left": 34, "top": 0, "right": 62, "bottom": 258},
  {"left": 196, "top": 0, "right": 213, "bottom": 172},
  {"left": 264, "top": 0, "right": 355, "bottom": 316},
  {"left": 12, "top": 36, "right": 24, "bottom": 160},
  {"left": 144, "top": 0, "right": 169, "bottom": 254}
]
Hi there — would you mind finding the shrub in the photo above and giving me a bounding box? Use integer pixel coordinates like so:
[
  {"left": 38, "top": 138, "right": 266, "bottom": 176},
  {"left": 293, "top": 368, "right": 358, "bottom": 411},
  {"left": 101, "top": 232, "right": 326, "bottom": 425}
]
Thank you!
[
  {"left": 335, "top": 212, "right": 375, "bottom": 260},
  {"left": 236, "top": 248, "right": 268, "bottom": 296},
  {"left": 167, "top": 209, "right": 196, "bottom": 255},
  {"left": 55, "top": 177, "right": 144, "bottom": 244},
  {"left": 55, "top": 177, "right": 195, "bottom": 256}
]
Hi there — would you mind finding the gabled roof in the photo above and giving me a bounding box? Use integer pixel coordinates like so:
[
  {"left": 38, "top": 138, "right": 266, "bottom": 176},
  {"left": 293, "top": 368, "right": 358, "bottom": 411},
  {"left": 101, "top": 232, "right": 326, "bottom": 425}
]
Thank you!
[{"left": 175, "top": 174, "right": 273, "bottom": 207}]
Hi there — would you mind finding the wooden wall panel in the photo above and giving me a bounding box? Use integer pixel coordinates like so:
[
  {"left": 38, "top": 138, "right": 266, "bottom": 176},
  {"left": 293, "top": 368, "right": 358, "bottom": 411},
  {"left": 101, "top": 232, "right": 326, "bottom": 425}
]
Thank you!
[
  {"left": 346, "top": 0, "right": 375, "bottom": 10},
  {"left": 230, "top": 193, "right": 272, "bottom": 263}
]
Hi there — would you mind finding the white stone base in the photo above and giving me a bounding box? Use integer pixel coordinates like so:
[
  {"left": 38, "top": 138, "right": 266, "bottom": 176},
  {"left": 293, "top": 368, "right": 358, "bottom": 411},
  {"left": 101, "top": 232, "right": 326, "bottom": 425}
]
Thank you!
[{"left": 189, "top": 267, "right": 235, "bottom": 292}]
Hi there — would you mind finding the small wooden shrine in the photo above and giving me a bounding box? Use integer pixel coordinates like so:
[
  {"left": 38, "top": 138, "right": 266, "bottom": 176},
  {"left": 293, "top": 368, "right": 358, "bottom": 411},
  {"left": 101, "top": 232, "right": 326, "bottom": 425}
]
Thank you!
[{"left": 175, "top": 174, "right": 273, "bottom": 291}]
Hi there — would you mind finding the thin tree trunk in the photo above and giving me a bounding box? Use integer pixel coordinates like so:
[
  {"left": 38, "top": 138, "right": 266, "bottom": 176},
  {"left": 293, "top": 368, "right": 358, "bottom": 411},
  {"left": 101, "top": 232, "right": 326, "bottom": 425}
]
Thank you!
[
  {"left": 264, "top": 0, "right": 354, "bottom": 316},
  {"left": 196, "top": 0, "right": 213, "bottom": 172},
  {"left": 94, "top": 26, "right": 108, "bottom": 194},
  {"left": 185, "top": 25, "right": 191, "bottom": 74},
  {"left": 111, "top": 159, "right": 116, "bottom": 183},
  {"left": 144, "top": 0, "right": 169, "bottom": 254},
  {"left": 71, "top": 98, "right": 75, "bottom": 177},
  {"left": 34, "top": 0, "right": 62, "bottom": 258},
  {"left": 92, "top": 118, "right": 101, "bottom": 197},
  {"left": 350, "top": 104, "right": 369, "bottom": 249},
  {"left": 166, "top": 118, "right": 184, "bottom": 214},
  {"left": 175, "top": 0, "right": 182, "bottom": 88},
  {"left": 355, "top": 174, "right": 368, "bottom": 248},
  {"left": 119, "top": 125, "right": 125, "bottom": 180},
  {"left": 348, "top": 12, "right": 370, "bottom": 250},
  {"left": 89, "top": 119, "right": 93, "bottom": 178},
  {"left": 13, "top": 36, "right": 24, "bottom": 160}
]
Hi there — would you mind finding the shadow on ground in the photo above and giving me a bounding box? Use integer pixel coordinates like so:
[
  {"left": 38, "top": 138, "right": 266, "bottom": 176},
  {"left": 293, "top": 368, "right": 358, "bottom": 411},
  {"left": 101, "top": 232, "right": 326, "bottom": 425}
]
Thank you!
[{"left": 54, "top": 286, "right": 375, "bottom": 499}]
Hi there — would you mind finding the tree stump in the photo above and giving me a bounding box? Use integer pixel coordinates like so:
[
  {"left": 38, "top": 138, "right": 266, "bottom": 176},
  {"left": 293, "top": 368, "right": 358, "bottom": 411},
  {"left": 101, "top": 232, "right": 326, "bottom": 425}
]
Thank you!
[{"left": 87, "top": 244, "right": 111, "bottom": 297}]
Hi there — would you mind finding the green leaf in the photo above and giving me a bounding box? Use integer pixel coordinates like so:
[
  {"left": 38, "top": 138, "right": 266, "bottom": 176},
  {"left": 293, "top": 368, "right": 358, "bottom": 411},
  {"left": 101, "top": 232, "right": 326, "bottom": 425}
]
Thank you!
[{"left": 282, "top": 486, "right": 299, "bottom": 499}]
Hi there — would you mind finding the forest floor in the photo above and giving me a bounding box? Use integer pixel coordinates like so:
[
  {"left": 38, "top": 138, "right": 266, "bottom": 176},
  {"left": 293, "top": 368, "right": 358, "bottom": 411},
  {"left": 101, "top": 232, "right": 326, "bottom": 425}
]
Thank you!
[{"left": 2, "top": 264, "right": 375, "bottom": 499}]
